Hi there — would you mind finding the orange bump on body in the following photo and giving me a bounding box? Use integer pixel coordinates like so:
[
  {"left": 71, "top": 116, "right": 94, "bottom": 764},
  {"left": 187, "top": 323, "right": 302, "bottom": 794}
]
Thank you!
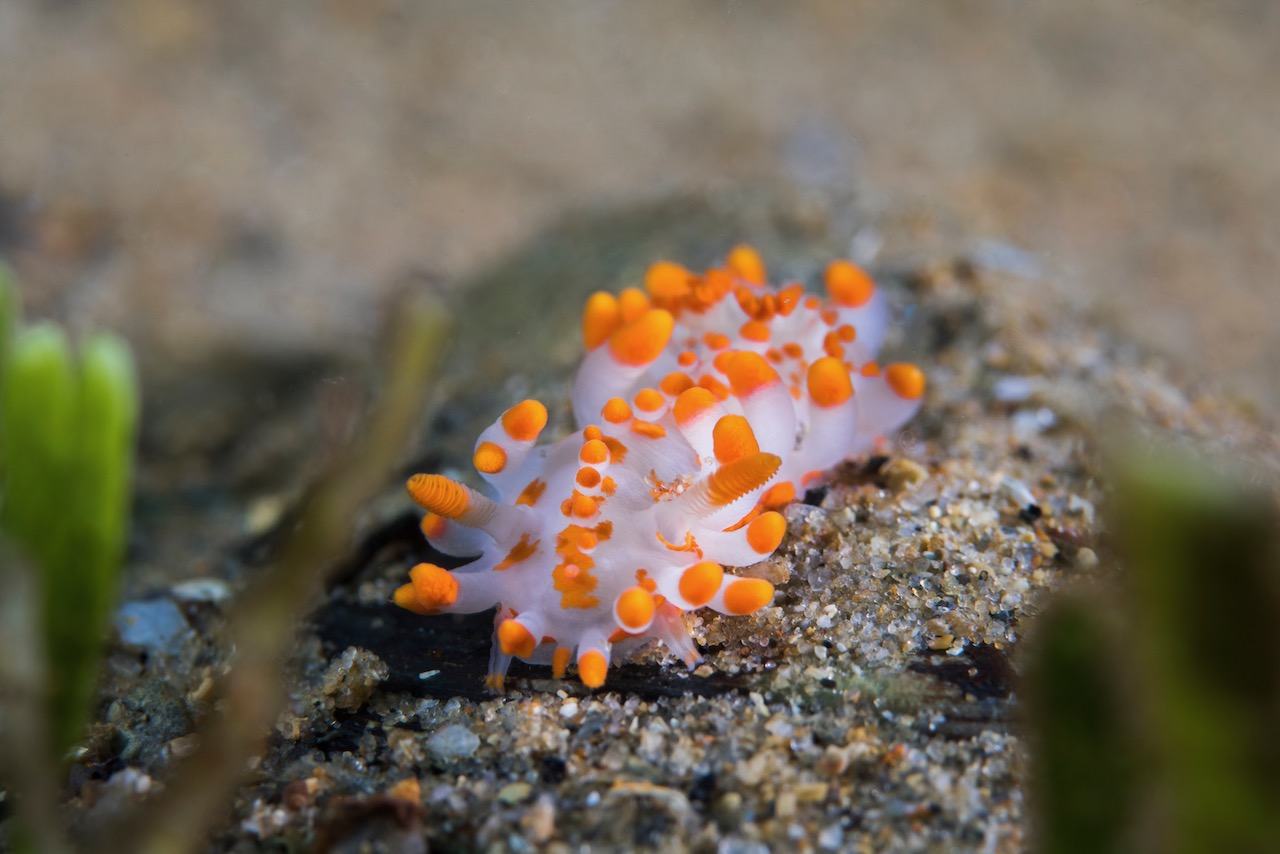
[
  {"left": 781, "top": 342, "right": 804, "bottom": 360},
  {"left": 576, "top": 466, "right": 602, "bottom": 488},
  {"left": 645, "top": 261, "right": 693, "bottom": 300},
  {"left": 473, "top": 441, "right": 507, "bottom": 474},
  {"left": 727, "top": 244, "right": 766, "bottom": 285},
  {"left": 602, "top": 436, "right": 628, "bottom": 463},
  {"left": 673, "top": 387, "right": 719, "bottom": 426},
  {"left": 703, "top": 268, "right": 733, "bottom": 299},
  {"left": 700, "top": 375, "right": 731, "bottom": 400},
  {"left": 724, "top": 351, "right": 780, "bottom": 397},
  {"left": 494, "top": 534, "right": 540, "bottom": 570},
  {"left": 618, "top": 287, "right": 651, "bottom": 322},
  {"left": 825, "top": 259, "right": 876, "bottom": 307},
  {"left": 393, "top": 583, "right": 431, "bottom": 615},
  {"left": 885, "top": 362, "right": 926, "bottom": 400},
  {"left": 723, "top": 577, "right": 775, "bottom": 615},
  {"left": 582, "top": 291, "right": 622, "bottom": 349},
  {"left": 407, "top": 474, "right": 470, "bottom": 518},
  {"left": 712, "top": 414, "right": 759, "bottom": 464},
  {"left": 677, "top": 350, "right": 698, "bottom": 368},
  {"left": 552, "top": 646, "right": 572, "bottom": 679},
  {"left": 571, "top": 492, "right": 601, "bottom": 518},
  {"left": 497, "top": 619, "right": 537, "bottom": 658},
  {"left": 633, "top": 387, "right": 665, "bottom": 413},
  {"left": 679, "top": 561, "right": 723, "bottom": 606},
  {"left": 776, "top": 284, "right": 804, "bottom": 315},
  {"left": 703, "top": 332, "right": 731, "bottom": 351},
  {"left": 516, "top": 478, "right": 546, "bottom": 506},
  {"left": 707, "top": 452, "right": 781, "bottom": 506},
  {"left": 609, "top": 309, "right": 674, "bottom": 366},
  {"left": 807, "top": 357, "right": 854, "bottom": 407},
  {"left": 660, "top": 371, "right": 695, "bottom": 397},
  {"left": 502, "top": 399, "right": 548, "bottom": 442},
  {"left": 580, "top": 439, "right": 609, "bottom": 465},
  {"left": 631, "top": 421, "right": 667, "bottom": 439},
  {"left": 615, "top": 586, "right": 657, "bottom": 631},
  {"left": 761, "top": 481, "right": 796, "bottom": 508},
  {"left": 860, "top": 361, "right": 881, "bottom": 378},
  {"left": 578, "top": 649, "right": 608, "bottom": 688},
  {"left": 635, "top": 568, "right": 658, "bottom": 592},
  {"left": 409, "top": 563, "right": 459, "bottom": 610},
  {"left": 747, "top": 511, "right": 787, "bottom": 554},
  {"left": 420, "top": 512, "right": 448, "bottom": 540},
  {"left": 740, "top": 319, "right": 771, "bottom": 342},
  {"left": 602, "top": 397, "right": 632, "bottom": 424}
]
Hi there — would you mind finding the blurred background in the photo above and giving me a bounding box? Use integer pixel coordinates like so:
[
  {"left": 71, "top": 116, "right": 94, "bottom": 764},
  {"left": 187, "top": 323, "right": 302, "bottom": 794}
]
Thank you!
[{"left": 1, "top": 0, "right": 1276, "bottom": 414}]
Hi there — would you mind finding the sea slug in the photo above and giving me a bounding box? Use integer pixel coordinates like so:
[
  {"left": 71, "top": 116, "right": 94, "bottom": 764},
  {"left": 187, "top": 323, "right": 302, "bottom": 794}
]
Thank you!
[{"left": 394, "top": 245, "right": 924, "bottom": 690}]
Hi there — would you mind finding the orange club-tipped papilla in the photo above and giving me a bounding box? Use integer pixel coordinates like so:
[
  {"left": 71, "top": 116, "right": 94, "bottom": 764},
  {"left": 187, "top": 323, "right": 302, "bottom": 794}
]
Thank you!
[
  {"left": 402, "top": 563, "right": 458, "bottom": 612},
  {"left": 824, "top": 259, "right": 875, "bottom": 307},
  {"left": 577, "top": 649, "right": 609, "bottom": 689},
  {"left": 885, "top": 362, "right": 926, "bottom": 401},
  {"left": 614, "top": 586, "right": 658, "bottom": 633},
  {"left": 746, "top": 511, "right": 787, "bottom": 554},
  {"left": 608, "top": 308, "right": 674, "bottom": 367},
  {"left": 679, "top": 561, "right": 724, "bottom": 607},
  {"left": 497, "top": 618, "right": 538, "bottom": 659},
  {"left": 501, "top": 399, "right": 549, "bottom": 442},
  {"left": 582, "top": 291, "right": 622, "bottom": 350},
  {"left": 723, "top": 577, "right": 775, "bottom": 615},
  {"left": 726, "top": 243, "right": 767, "bottom": 285},
  {"left": 807, "top": 357, "right": 854, "bottom": 408}
]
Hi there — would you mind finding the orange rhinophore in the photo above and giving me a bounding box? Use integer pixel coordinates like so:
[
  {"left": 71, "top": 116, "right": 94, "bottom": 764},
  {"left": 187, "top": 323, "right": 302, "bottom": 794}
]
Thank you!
[{"left": 397, "top": 246, "right": 923, "bottom": 691}]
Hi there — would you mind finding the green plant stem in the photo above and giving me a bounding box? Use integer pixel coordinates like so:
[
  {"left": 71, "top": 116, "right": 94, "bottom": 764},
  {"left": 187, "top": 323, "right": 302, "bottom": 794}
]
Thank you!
[{"left": 106, "top": 293, "right": 449, "bottom": 854}]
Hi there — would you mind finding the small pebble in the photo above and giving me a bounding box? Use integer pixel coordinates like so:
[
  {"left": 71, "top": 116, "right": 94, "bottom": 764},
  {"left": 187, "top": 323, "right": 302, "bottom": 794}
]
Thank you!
[
  {"left": 992, "top": 375, "right": 1035, "bottom": 403},
  {"left": 497, "top": 782, "right": 533, "bottom": 804},
  {"left": 883, "top": 457, "right": 928, "bottom": 492},
  {"left": 426, "top": 724, "right": 480, "bottom": 760},
  {"left": 114, "top": 599, "right": 191, "bottom": 651},
  {"left": 169, "top": 578, "right": 232, "bottom": 604},
  {"left": 519, "top": 794, "right": 557, "bottom": 844}
]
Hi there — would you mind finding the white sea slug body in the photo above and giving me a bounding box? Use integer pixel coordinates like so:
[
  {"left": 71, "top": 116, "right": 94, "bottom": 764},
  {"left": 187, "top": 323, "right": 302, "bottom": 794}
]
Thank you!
[{"left": 395, "top": 246, "right": 925, "bottom": 690}]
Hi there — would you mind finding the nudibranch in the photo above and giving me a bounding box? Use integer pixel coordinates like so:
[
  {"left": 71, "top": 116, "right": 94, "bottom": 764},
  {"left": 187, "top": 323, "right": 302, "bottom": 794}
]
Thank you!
[{"left": 394, "top": 245, "right": 924, "bottom": 690}]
